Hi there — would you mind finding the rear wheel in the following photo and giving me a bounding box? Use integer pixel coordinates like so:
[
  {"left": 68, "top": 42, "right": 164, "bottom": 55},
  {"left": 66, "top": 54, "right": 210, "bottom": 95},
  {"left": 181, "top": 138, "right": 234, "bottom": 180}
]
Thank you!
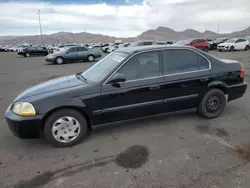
[
  {"left": 198, "top": 89, "right": 226, "bottom": 119},
  {"left": 43, "top": 109, "right": 88, "bottom": 147},
  {"left": 229, "top": 46, "right": 234, "bottom": 52},
  {"left": 245, "top": 45, "right": 249, "bottom": 51},
  {"left": 25, "top": 52, "right": 30, "bottom": 57},
  {"left": 55, "top": 57, "right": 64, "bottom": 64}
]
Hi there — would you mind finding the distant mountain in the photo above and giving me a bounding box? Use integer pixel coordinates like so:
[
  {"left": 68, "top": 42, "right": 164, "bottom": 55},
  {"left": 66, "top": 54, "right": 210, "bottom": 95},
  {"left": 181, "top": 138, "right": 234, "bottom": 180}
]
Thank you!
[
  {"left": 136, "top": 27, "right": 221, "bottom": 40},
  {"left": 229, "top": 26, "right": 250, "bottom": 37},
  {"left": 1, "top": 26, "right": 250, "bottom": 45}
]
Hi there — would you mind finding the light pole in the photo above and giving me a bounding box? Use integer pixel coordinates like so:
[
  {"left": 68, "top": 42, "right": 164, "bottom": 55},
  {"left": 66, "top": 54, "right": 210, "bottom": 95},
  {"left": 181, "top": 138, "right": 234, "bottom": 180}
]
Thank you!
[
  {"left": 38, "top": 9, "right": 44, "bottom": 44},
  {"left": 217, "top": 20, "right": 220, "bottom": 35}
]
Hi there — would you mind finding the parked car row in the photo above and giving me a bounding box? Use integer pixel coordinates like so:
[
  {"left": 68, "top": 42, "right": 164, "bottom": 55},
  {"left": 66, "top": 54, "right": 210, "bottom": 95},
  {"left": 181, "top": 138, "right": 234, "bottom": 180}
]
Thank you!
[{"left": 174, "top": 37, "right": 250, "bottom": 52}]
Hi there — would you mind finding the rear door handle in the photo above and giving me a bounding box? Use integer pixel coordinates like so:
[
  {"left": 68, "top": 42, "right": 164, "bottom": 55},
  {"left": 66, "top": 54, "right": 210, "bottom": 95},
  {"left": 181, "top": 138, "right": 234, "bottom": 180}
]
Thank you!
[{"left": 149, "top": 85, "right": 160, "bottom": 90}]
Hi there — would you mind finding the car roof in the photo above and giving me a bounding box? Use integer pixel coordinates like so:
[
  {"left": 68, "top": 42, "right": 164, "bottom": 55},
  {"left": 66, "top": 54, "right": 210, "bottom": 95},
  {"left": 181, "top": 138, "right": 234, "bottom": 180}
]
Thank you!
[{"left": 116, "top": 45, "right": 198, "bottom": 54}]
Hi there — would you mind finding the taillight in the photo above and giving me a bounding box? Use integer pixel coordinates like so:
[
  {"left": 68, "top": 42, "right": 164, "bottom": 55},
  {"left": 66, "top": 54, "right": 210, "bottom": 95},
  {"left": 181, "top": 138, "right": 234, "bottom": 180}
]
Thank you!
[{"left": 240, "top": 65, "right": 245, "bottom": 78}]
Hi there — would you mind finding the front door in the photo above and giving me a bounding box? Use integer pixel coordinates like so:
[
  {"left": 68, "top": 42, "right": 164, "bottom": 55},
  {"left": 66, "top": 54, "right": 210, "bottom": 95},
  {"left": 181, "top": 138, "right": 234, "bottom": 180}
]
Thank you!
[
  {"left": 100, "top": 50, "right": 165, "bottom": 123},
  {"left": 162, "top": 49, "right": 211, "bottom": 112},
  {"left": 65, "top": 47, "right": 78, "bottom": 61}
]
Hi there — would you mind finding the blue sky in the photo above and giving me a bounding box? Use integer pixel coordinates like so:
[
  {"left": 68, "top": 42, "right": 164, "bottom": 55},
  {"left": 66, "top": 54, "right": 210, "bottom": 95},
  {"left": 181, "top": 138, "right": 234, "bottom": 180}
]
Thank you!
[{"left": 0, "top": 0, "right": 250, "bottom": 37}]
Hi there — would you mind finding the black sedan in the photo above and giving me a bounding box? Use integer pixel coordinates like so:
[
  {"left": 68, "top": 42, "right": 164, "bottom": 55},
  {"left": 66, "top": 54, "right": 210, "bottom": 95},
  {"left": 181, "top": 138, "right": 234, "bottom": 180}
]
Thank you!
[
  {"left": 18, "top": 46, "right": 48, "bottom": 57},
  {"left": 6, "top": 45, "right": 247, "bottom": 147},
  {"left": 210, "top": 38, "right": 229, "bottom": 50}
]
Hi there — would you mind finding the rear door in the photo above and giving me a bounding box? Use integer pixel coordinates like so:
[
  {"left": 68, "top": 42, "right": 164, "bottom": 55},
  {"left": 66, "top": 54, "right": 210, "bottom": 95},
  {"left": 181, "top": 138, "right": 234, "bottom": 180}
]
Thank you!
[
  {"left": 162, "top": 48, "right": 211, "bottom": 112},
  {"left": 100, "top": 50, "right": 165, "bottom": 123},
  {"left": 77, "top": 47, "right": 89, "bottom": 61},
  {"left": 235, "top": 39, "right": 245, "bottom": 50}
]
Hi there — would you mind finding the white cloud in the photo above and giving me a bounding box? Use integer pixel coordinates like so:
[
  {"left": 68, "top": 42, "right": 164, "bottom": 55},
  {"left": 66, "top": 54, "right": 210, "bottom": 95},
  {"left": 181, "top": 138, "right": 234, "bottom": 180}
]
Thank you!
[{"left": 0, "top": 0, "right": 250, "bottom": 37}]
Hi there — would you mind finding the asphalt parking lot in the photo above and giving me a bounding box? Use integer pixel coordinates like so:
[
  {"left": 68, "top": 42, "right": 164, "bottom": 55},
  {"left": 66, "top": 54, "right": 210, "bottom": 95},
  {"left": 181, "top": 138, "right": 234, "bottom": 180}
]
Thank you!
[{"left": 1, "top": 51, "right": 250, "bottom": 188}]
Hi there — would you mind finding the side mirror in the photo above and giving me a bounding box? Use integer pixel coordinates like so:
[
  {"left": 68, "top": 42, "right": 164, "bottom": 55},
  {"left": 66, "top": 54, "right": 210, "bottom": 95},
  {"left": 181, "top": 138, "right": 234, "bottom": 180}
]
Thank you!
[
  {"left": 66, "top": 51, "right": 69, "bottom": 54},
  {"left": 107, "top": 73, "right": 126, "bottom": 84},
  {"left": 190, "top": 42, "right": 193, "bottom": 45}
]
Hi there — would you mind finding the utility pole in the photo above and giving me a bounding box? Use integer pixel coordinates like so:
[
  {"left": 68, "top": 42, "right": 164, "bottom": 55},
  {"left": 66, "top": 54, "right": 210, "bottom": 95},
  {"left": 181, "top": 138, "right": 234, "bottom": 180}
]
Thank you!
[
  {"left": 217, "top": 20, "right": 220, "bottom": 35},
  {"left": 38, "top": 9, "right": 44, "bottom": 45}
]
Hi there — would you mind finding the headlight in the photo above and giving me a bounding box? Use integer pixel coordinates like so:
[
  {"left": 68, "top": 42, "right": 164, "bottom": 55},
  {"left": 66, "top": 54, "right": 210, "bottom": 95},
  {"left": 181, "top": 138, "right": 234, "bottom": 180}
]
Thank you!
[
  {"left": 12, "top": 102, "right": 36, "bottom": 116},
  {"left": 47, "top": 54, "right": 54, "bottom": 58}
]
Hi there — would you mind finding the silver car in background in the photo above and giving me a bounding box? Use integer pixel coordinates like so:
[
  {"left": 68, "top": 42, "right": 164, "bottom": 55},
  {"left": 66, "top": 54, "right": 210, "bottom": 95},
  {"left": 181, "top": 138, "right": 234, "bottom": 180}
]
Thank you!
[{"left": 45, "top": 46, "right": 102, "bottom": 64}]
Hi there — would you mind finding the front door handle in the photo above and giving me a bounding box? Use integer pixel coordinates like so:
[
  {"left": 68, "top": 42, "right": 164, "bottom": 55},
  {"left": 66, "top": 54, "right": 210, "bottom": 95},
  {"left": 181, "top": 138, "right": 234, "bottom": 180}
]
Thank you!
[
  {"left": 149, "top": 85, "right": 160, "bottom": 90},
  {"left": 200, "top": 78, "right": 209, "bottom": 82},
  {"left": 180, "top": 84, "right": 190, "bottom": 88}
]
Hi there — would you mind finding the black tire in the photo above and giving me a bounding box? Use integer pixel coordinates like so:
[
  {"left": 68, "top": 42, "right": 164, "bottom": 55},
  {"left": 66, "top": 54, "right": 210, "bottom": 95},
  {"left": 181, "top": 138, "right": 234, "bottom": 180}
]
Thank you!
[
  {"left": 25, "top": 52, "right": 30, "bottom": 57},
  {"left": 203, "top": 47, "right": 209, "bottom": 52},
  {"left": 55, "top": 57, "right": 64, "bottom": 64},
  {"left": 87, "top": 55, "right": 95, "bottom": 62},
  {"left": 105, "top": 48, "right": 108, "bottom": 53},
  {"left": 198, "top": 89, "right": 226, "bottom": 119},
  {"left": 43, "top": 109, "right": 88, "bottom": 147},
  {"left": 229, "top": 46, "right": 234, "bottom": 52},
  {"left": 245, "top": 45, "right": 249, "bottom": 51},
  {"left": 218, "top": 50, "right": 222, "bottom": 52}
]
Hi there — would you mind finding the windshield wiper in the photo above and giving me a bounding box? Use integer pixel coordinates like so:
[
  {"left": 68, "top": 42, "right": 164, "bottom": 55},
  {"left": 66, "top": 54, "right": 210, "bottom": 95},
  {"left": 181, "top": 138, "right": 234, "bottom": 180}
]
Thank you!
[{"left": 76, "top": 72, "right": 87, "bottom": 82}]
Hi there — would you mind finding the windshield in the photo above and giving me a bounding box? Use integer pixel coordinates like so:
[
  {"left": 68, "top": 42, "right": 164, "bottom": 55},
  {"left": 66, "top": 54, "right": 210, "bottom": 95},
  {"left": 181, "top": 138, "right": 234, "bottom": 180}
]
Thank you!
[
  {"left": 81, "top": 52, "right": 129, "bottom": 82},
  {"left": 225, "top": 38, "right": 237, "bottom": 43}
]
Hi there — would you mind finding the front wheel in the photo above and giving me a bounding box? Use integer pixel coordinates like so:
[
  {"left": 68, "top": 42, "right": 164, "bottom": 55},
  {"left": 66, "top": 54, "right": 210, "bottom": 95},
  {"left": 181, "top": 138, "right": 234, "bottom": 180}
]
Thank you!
[
  {"left": 203, "top": 47, "right": 209, "bottom": 52},
  {"left": 43, "top": 109, "right": 88, "bottom": 147},
  {"left": 55, "top": 57, "right": 64, "bottom": 64},
  {"left": 197, "top": 89, "right": 226, "bottom": 119},
  {"left": 229, "top": 46, "right": 234, "bottom": 52},
  {"left": 25, "top": 52, "right": 30, "bottom": 57},
  {"left": 87, "top": 55, "right": 95, "bottom": 62},
  {"left": 245, "top": 45, "right": 249, "bottom": 51}
]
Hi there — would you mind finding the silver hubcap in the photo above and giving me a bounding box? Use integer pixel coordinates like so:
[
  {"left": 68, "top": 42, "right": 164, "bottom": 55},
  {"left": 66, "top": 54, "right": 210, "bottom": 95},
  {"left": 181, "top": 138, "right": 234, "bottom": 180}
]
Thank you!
[
  {"left": 26, "top": 53, "right": 30, "bottom": 57},
  {"left": 52, "top": 116, "right": 81, "bottom": 143},
  {"left": 88, "top": 56, "right": 94, "bottom": 61},
  {"left": 57, "top": 58, "right": 63, "bottom": 64}
]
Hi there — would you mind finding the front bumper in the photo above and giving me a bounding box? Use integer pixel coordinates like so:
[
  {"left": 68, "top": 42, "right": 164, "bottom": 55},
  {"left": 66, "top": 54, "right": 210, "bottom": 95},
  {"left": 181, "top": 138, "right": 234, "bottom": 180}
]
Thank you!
[
  {"left": 5, "top": 106, "right": 43, "bottom": 138},
  {"left": 227, "top": 82, "right": 247, "bottom": 101},
  {"left": 45, "top": 56, "right": 56, "bottom": 63},
  {"left": 17, "top": 52, "right": 24, "bottom": 55},
  {"left": 217, "top": 46, "right": 229, "bottom": 51}
]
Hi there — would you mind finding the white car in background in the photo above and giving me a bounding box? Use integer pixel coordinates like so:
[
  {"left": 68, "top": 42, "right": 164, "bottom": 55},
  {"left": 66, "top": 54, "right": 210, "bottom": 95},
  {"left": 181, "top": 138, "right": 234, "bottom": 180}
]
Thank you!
[
  {"left": 217, "top": 38, "right": 249, "bottom": 51},
  {"left": 107, "top": 43, "right": 130, "bottom": 53}
]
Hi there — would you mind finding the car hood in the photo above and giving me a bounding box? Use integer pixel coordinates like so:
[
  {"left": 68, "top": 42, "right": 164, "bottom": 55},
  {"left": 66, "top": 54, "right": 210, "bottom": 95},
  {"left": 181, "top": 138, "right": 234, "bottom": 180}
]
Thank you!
[
  {"left": 218, "top": 42, "right": 233, "bottom": 46},
  {"left": 14, "top": 75, "right": 84, "bottom": 102}
]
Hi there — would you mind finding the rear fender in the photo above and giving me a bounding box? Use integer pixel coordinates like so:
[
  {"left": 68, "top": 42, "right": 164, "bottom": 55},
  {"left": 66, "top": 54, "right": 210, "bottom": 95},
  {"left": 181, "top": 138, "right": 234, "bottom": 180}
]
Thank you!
[{"left": 207, "top": 81, "right": 228, "bottom": 94}]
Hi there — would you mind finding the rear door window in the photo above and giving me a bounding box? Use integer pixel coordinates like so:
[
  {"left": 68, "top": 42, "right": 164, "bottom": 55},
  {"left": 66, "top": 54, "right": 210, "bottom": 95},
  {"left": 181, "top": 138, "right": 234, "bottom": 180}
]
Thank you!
[{"left": 163, "top": 49, "right": 209, "bottom": 74}]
